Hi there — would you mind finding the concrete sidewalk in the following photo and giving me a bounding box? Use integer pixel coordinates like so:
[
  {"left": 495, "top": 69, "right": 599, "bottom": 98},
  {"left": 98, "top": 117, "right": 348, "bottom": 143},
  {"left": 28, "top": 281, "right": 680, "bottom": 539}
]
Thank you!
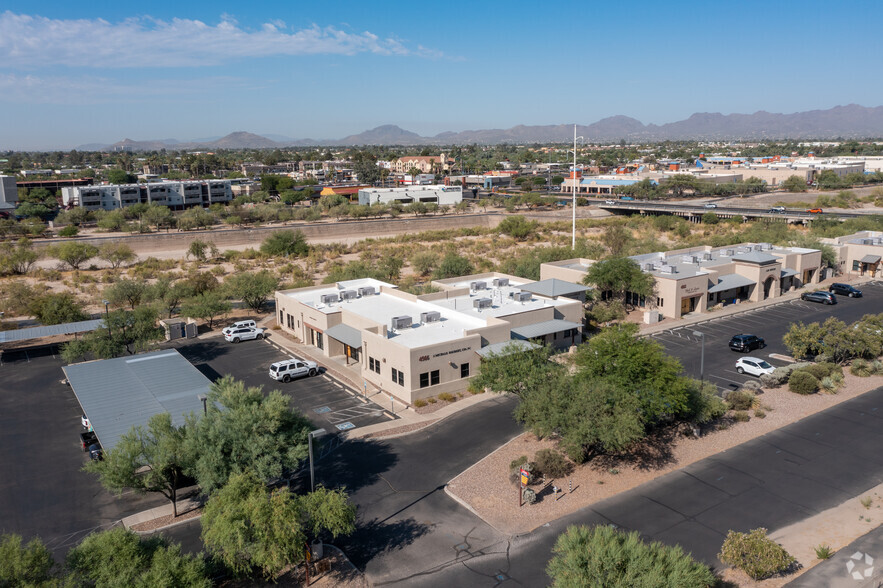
[{"left": 121, "top": 490, "right": 204, "bottom": 533}]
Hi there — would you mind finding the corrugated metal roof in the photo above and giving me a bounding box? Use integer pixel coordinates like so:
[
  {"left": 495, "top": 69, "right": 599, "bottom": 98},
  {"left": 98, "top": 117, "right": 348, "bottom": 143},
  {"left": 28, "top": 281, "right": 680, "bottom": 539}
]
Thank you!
[
  {"left": 708, "top": 274, "right": 756, "bottom": 293},
  {"left": 325, "top": 323, "right": 362, "bottom": 349},
  {"left": 780, "top": 268, "right": 799, "bottom": 278},
  {"left": 476, "top": 340, "right": 541, "bottom": 358},
  {"left": 511, "top": 319, "right": 581, "bottom": 340},
  {"left": 732, "top": 251, "right": 779, "bottom": 264},
  {"left": 519, "top": 279, "right": 590, "bottom": 298},
  {"left": 0, "top": 319, "right": 104, "bottom": 344},
  {"left": 860, "top": 254, "right": 881, "bottom": 264},
  {"left": 63, "top": 349, "right": 211, "bottom": 451}
]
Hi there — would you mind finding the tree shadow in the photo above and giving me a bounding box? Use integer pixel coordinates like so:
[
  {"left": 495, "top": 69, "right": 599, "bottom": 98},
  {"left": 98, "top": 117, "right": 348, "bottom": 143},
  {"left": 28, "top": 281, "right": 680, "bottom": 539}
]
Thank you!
[
  {"left": 174, "top": 340, "right": 230, "bottom": 364},
  {"left": 339, "top": 516, "right": 432, "bottom": 570},
  {"left": 588, "top": 426, "right": 680, "bottom": 472},
  {"left": 289, "top": 437, "right": 399, "bottom": 496}
]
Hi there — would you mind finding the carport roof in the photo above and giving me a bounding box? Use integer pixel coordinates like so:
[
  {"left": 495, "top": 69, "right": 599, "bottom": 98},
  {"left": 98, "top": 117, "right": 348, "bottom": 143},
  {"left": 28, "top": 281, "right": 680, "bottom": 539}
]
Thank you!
[
  {"left": 519, "top": 278, "right": 591, "bottom": 298},
  {"left": 63, "top": 349, "right": 211, "bottom": 451},
  {"left": 708, "top": 274, "right": 756, "bottom": 293},
  {"left": 325, "top": 323, "right": 362, "bottom": 349},
  {"left": 860, "top": 254, "right": 881, "bottom": 264},
  {"left": 0, "top": 319, "right": 103, "bottom": 344},
  {"left": 511, "top": 319, "right": 581, "bottom": 340},
  {"left": 780, "top": 268, "right": 799, "bottom": 278},
  {"left": 476, "top": 340, "right": 541, "bottom": 358}
]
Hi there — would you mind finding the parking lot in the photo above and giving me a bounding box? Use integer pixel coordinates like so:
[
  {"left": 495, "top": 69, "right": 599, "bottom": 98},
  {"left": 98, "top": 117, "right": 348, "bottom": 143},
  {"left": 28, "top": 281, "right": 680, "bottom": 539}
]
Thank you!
[
  {"left": 651, "top": 281, "right": 883, "bottom": 394},
  {"left": 173, "top": 335, "right": 397, "bottom": 433}
]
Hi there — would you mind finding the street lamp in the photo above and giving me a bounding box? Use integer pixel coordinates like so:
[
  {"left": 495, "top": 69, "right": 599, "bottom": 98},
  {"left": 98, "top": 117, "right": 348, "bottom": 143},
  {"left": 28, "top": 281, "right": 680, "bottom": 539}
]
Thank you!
[
  {"left": 693, "top": 330, "right": 705, "bottom": 383},
  {"left": 571, "top": 125, "right": 586, "bottom": 250},
  {"left": 102, "top": 300, "right": 111, "bottom": 338},
  {"left": 308, "top": 428, "right": 327, "bottom": 493}
]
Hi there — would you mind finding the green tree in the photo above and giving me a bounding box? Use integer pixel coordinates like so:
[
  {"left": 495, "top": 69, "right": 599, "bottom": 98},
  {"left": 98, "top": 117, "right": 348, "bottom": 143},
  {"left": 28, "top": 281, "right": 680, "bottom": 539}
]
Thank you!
[
  {"left": 61, "top": 306, "right": 162, "bottom": 362},
  {"left": 224, "top": 270, "right": 278, "bottom": 312},
  {"left": 470, "top": 344, "right": 558, "bottom": 397},
  {"left": 781, "top": 175, "right": 808, "bottom": 192},
  {"left": 0, "top": 238, "right": 40, "bottom": 275},
  {"left": 86, "top": 413, "right": 190, "bottom": 517},
  {"left": 66, "top": 527, "right": 209, "bottom": 588},
  {"left": 183, "top": 376, "right": 313, "bottom": 495},
  {"left": 150, "top": 277, "right": 195, "bottom": 318},
  {"left": 142, "top": 204, "right": 174, "bottom": 231},
  {"left": 433, "top": 252, "right": 474, "bottom": 279},
  {"left": 547, "top": 525, "right": 715, "bottom": 588},
  {"left": 600, "top": 224, "right": 633, "bottom": 256},
  {"left": 497, "top": 215, "right": 537, "bottom": 241},
  {"left": 186, "top": 239, "right": 218, "bottom": 262},
  {"left": 0, "top": 534, "right": 58, "bottom": 587},
  {"left": 410, "top": 251, "right": 439, "bottom": 277},
  {"left": 701, "top": 211, "right": 719, "bottom": 224},
  {"left": 201, "top": 471, "right": 356, "bottom": 580},
  {"left": 97, "top": 242, "right": 137, "bottom": 269},
  {"left": 377, "top": 254, "right": 404, "bottom": 281},
  {"left": 15, "top": 202, "right": 52, "bottom": 219},
  {"left": 106, "top": 169, "right": 137, "bottom": 184},
  {"left": 260, "top": 230, "right": 310, "bottom": 258},
  {"left": 28, "top": 292, "right": 89, "bottom": 325},
  {"left": 49, "top": 242, "right": 98, "bottom": 270},
  {"left": 104, "top": 278, "right": 148, "bottom": 310},
  {"left": 584, "top": 257, "right": 656, "bottom": 306},
  {"left": 180, "top": 291, "right": 231, "bottom": 328}
]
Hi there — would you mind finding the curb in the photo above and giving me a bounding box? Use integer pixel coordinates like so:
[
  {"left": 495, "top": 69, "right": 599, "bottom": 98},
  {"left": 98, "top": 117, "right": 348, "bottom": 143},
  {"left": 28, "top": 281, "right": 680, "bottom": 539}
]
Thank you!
[{"left": 128, "top": 511, "right": 203, "bottom": 536}]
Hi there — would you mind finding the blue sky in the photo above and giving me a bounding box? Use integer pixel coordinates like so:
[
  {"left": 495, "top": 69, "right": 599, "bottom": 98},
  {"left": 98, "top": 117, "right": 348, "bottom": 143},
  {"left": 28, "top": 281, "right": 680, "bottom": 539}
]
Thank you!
[{"left": 1, "top": 0, "right": 881, "bottom": 150}]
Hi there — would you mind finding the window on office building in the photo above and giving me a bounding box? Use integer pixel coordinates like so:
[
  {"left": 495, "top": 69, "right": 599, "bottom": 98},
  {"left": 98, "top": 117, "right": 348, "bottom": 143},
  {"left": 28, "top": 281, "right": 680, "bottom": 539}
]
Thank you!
[
  {"left": 391, "top": 368, "right": 404, "bottom": 386},
  {"left": 369, "top": 357, "right": 381, "bottom": 374},
  {"left": 460, "top": 363, "right": 470, "bottom": 378},
  {"left": 419, "top": 372, "right": 429, "bottom": 388},
  {"left": 853, "top": 260, "right": 861, "bottom": 271},
  {"left": 430, "top": 370, "right": 439, "bottom": 386}
]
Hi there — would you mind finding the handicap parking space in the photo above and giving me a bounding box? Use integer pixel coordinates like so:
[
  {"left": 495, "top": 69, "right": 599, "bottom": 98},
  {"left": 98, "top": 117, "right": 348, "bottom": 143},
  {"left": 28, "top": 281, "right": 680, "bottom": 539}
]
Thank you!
[
  {"left": 174, "top": 337, "right": 397, "bottom": 432},
  {"left": 650, "top": 282, "right": 883, "bottom": 396}
]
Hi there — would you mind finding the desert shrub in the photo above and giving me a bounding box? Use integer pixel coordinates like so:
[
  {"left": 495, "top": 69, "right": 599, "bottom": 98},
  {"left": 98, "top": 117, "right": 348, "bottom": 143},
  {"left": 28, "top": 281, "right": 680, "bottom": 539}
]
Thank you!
[
  {"left": 58, "top": 225, "right": 79, "bottom": 237},
  {"left": 789, "top": 370, "right": 819, "bottom": 395},
  {"left": 814, "top": 544, "right": 834, "bottom": 560},
  {"left": 426, "top": 397, "right": 437, "bottom": 404},
  {"left": 727, "top": 389, "right": 756, "bottom": 411},
  {"left": 850, "top": 359, "right": 873, "bottom": 377},
  {"left": 733, "top": 410, "right": 751, "bottom": 422},
  {"left": 509, "top": 455, "right": 528, "bottom": 471},
  {"left": 533, "top": 449, "right": 574, "bottom": 479},
  {"left": 873, "top": 360, "right": 883, "bottom": 375},
  {"left": 684, "top": 381, "right": 727, "bottom": 424},
  {"left": 741, "top": 379, "right": 762, "bottom": 391},
  {"left": 819, "top": 375, "right": 841, "bottom": 393},
  {"left": 799, "top": 362, "right": 841, "bottom": 380},
  {"left": 754, "top": 408, "right": 767, "bottom": 418},
  {"left": 759, "top": 362, "right": 813, "bottom": 388},
  {"left": 413, "top": 399, "right": 427, "bottom": 408},
  {"left": 719, "top": 528, "right": 796, "bottom": 580},
  {"left": 437, "top": 392, "right": 456, "bottom": 403}
]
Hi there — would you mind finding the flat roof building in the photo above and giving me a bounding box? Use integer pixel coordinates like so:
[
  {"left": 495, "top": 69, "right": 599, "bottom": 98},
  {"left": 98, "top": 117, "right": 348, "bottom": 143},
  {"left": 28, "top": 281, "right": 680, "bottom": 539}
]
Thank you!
[
  {"left": 358, "top": 185, "right": 462, "bottom": 206},
  {"left": 0, "top": 175, "right": 18, "bottom": 211},
  {"left": 61, "top": 180, "right": 233, "bottom": 211},
  {"left": 825, "top": 231, "right": 883, "bottom": 278},
  {"left": 275, "top": 273, "right": 584, "bottom": 404}
]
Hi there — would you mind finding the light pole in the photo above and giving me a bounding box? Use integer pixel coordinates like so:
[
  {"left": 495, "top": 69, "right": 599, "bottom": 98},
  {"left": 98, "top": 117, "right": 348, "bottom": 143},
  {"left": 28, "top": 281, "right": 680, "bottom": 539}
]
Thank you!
[
  {"left": 102, "top": 300, "right": 111, "bottom": 338},
  {"left": 197, "top": 394, "right": 207, "bottom": 416},
  {"left": 571, "top": 124, "right": 586, "bottom": 250},
  {"left": 693, "top": 330, "right": 705, "bottom": 383},
  {"left": 308, "top": 428, "right": 327, "bottom": 493}
]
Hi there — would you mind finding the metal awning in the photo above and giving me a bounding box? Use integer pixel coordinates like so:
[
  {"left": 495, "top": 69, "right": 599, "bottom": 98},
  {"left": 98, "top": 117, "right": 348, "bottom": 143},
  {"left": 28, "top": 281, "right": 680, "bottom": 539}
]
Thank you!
[
  {"left": 780, "top": 268, "right": 798, "bottom": 278},
  {"left": 708, "top": 274, "right": 756, "bottom": 293},
  {"left": 860, "top": 254, "right": 881, "bottom": 264},
  {"left": 519, "top": 279, "right": 591, "bottom": 298},
  {"left": 476, "top": 340, "right": 541, "bottom": 358},
  {"left": 511, "top": 319, "right": 581, "bottom": 340},
  {"left": 325, "top": 323, "right": 362, "bottom": 349},
  {"left": 0, "top": 319, "right": 104, "bottom": 344}
]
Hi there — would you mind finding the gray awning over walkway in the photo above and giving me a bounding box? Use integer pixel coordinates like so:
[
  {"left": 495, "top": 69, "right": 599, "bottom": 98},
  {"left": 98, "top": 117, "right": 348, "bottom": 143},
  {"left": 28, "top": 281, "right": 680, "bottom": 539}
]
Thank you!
[
  {"left": 708, "top": 274, "right": 756, "bottom": 293},
  {"left": 63, "top": 349, "right": 211, "bottom": 452},
  {"left": 476, "top": 340, "right": 541, "bottom": 358},
  {"left": 780, "top": 268, "right": 798, "bottom": 278},
  {"left": 519, "top": 278, "right": 591, "bottom": 298},
  {"left": 325, "top": 323, "right": 362, "bottom": 349},
  {"left": 860, "top": 254, "right": 881, "bottom": 264},
  {"left": 0, "top": 319, "right": 104, "bottom": 344},
  {"left": 511, "top": 319, "right": 581, "bottom": 340}
]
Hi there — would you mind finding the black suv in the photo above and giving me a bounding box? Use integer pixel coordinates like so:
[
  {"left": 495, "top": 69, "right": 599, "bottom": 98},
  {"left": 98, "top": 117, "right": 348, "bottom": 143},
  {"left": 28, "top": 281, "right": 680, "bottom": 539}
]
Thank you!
[
  {"left": 729, "top": 334, "right": 765, "bottom": 352},
  {"left": 829, "top": 283, "right": 862, "bottom": 298}
]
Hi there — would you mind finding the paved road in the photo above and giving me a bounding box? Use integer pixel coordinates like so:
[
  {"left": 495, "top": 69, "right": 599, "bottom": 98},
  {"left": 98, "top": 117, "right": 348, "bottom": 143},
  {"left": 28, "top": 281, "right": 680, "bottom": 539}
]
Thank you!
[
  {"left": 652, "top": 281, "right": 883, "bottom": 395},
  {"left": 786, "top": 524, "right": 883, "bottom": 587}
]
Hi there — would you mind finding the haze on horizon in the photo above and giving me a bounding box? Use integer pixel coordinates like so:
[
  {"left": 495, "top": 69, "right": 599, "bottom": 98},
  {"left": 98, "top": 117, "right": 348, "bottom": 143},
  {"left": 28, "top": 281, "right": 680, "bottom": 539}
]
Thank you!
[{"left": 1, "top": 0, "right": 881, "bottom": 150}]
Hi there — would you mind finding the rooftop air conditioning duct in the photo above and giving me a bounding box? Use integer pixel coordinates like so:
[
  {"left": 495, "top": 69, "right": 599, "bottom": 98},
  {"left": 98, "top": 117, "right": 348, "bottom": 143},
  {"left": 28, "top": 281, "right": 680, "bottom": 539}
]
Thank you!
[
  {"left": 470, "top": 281, "right": 487, "bottom": 291},
  {"left": 703, "top": 253, "right": 713, "bottom": 261},
  {"left": 340, "top": 290, "right": 358, "bottom": 301},
  {"left": 492, "top": 278, "right": 509, "bottom": 287},
  {"left": 420, "top": 311, "right": 441, "bottom": 324},
  {"left": 390, "top": 315, "right": 412, "bottom": 330},
  {"left": 516, "top": 292, "right": 532, "bottom": 302},
  {"left": 643, "top": 263, "right": 655, "bottom": 271},
  {"left": 320, "top": 293, "right": 339, "bottom": 304},
  {"left": 357, "top": 286, "right": 376, "bottom": 296},
  {"left": 473, "top": 298, "right": 492, "bottom": 310}
]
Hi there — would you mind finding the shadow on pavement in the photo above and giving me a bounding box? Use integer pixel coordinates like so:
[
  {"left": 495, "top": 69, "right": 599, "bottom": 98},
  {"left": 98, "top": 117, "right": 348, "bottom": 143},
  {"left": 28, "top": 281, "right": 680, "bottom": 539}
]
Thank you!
[
  {"left": 342, "top": 516, "right": 432, "bottom": 571},
  {"left": 174, "top": 340, "right": 231, "bottom": 364},
  {"left": 290, "top": 437, "right": 399, "bottom": 496}
]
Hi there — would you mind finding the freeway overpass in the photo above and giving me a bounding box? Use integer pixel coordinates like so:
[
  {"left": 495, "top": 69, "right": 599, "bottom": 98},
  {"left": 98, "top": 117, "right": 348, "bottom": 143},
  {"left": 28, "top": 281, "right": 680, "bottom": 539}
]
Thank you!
[{"left": 591, "top": 199, "right": 877, "bottom": 223}]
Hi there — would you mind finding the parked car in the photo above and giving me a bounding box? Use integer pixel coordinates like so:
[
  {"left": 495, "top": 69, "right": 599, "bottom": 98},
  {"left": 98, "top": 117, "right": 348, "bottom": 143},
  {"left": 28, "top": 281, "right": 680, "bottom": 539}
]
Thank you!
[
  {"left": 704, "top": 203, "right": 717, "bottom": 209},
  {"left": 80, "top": 430, "right": 97, "bottom": 451},
  {"left": 88, "top": 443, "right": 103, "bottom": 461},
  {"left": 81, "top": 414, "right": 91, "bottom": 429},
  {"left": 806, "top": 208, "right": 823, "bottom": 214},
  {"left": 224, "top": 326, "right": 266, "bottom": 343},
  {"left": 729, "top": 334, "right": 766, "bottom": 352},
  {"left": 269, "top": 358, "right": 319, "bottom": 382},
  {"left": 604, "top": 199, "right": 616, "bottom": 205},
  {"left": 735, "top": 357, "right": 775, "bottom": 377},
  {"left": 829, "top": 283, "right": 862, "bottom": 298},
  {"left": 222, "top": 320, "right": 257, "bottom": 335},
  {"left": 768, "top": 206, "right": 786, "bottom": 213},
  {"left": 801, "top": 290, "right": 837, "bottom": 304}
]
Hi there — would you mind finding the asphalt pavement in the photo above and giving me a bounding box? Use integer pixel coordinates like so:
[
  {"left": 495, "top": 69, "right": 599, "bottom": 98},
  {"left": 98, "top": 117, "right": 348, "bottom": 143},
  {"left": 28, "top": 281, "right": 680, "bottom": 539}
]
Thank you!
[
  {"left": 651, "top": 281, "right": 883, "bottom": 395},
  {"left": 786, "top": 524, "right": 883, "bottom": 587}
]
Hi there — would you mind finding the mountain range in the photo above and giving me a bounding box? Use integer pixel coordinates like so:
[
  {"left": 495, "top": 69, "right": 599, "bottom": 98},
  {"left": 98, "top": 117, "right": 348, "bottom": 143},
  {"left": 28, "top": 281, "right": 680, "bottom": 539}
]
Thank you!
[{"left": 76, "top": 104, "right": 883, "bottom": 151}]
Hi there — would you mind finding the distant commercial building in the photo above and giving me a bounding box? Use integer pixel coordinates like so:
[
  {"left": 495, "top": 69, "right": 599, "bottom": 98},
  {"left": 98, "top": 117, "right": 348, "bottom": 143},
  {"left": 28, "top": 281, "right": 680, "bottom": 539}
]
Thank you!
[
  {"left": 560, "top": 174, "right": 651, "bottom": 195},
  {"left": 826, "top": 231, "right": 883, "bottom": 278},
  {"left": 275, "top": 273, "right": 585, "bottom": 403},
  {"left": 393, "top": 154, "right": 453, "bottom": 175},
  {"left": 0, "top": 175, "right": 18, "bottom": 210},
  {"left": 542, "top": 242, "right": 822, "bottom": 320},
  {"left": 358, "top": 185, "right": 462, "bottom": 206},
  {"left": 61, "top": 180, "right": 233, "bottom": 210}
]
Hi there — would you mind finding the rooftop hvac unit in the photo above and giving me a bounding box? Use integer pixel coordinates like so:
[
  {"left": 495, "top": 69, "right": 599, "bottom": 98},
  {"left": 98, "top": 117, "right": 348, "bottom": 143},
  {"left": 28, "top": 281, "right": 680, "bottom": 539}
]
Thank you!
[
  {"left": 681, "top": 255, "right": 694, "bottom": 264},
  {"left": 473, "top": 297, "right": 493, "bottom": 310},
  {"left": 420, "top": 311, "right": 441, "bottom": 324},
  {"left": 516, "top": 291, "right": 532, "bottom": 302},
  {"left": 470, "top": 281, "right": 488, "bottom": 291},
  {"left": 692, "top": 256, "right": 701, "bottom": 264},
  {"left": 357, "top": 286, "right": 376, "bottom": 296},
  {"left": 390, "top": 315, "right": 412, "bottom": 330},
  {"left": 660, "top": 265, "right": 677, "bottom": 274},
  {"left": 753, "top": 244, "right": 763, "bottom": 251},
  {"left": 320, "top": 293, "right": 339, "bottom": 304},
  {"left": 703, "top": 252, "right": 713, "bottom": 261},
  {"left": 723, "top": 249, "right": 734, "bottom": 257},
  {"left": 862, "top": 239, "right": 874, "bottom": 245},
  {"left": 340, "top": 290, "right": 358, "bottom": 301},
  {"left": 643, "top": 263, "right": 656, "bottom": 271},
  {"left": 492, "top": 277, "right": 509, "bottom": 288}
]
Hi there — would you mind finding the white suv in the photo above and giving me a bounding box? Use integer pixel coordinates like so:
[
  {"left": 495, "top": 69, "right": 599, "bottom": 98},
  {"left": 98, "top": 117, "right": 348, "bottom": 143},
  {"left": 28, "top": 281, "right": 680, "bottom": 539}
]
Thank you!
[
  {"left": 224, "top": 326, "right": 265, "bottom": 343},
  {"left": 735, "top": 357, "right": 775, "bottom": 377},
  {"left": 269, "top": 358, "right": 319, "bottom": 382},
  {"left": 222, "top": 320, "right": 256, "bottom": 336}
]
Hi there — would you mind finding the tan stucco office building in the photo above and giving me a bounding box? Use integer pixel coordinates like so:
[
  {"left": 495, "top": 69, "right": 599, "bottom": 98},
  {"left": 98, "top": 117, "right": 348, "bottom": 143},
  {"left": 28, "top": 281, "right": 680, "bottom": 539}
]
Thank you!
[
  {"left": 542, "top": 243, "right": 822, "bottom": 320},
  {"left": 275, "top": 274, "right": 584, "bottom": 404},
  {"left": 826, "top": 231, "right": 883, "bottom": 278}
]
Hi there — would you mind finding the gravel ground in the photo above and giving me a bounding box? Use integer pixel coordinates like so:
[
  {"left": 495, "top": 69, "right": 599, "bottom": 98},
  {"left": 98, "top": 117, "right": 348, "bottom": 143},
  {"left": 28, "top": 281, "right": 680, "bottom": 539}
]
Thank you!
[{"left": 447, "top": 371, "right": 883, "bottom": 536}]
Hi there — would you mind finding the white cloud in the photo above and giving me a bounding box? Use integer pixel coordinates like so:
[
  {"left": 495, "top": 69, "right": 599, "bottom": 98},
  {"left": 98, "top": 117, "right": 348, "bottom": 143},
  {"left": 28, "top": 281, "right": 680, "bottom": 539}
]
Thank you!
[
  {"left": 0, "top": 12, "right": 432, "bottom": 68},
  {"left": 0, "top": 72, "right": 246, "bottom": 104}
]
